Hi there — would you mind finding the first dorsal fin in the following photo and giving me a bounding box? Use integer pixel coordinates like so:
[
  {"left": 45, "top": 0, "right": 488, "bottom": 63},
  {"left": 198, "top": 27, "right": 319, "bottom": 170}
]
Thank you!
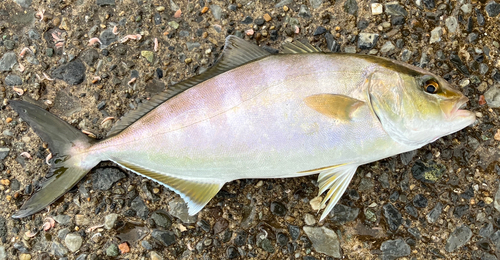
[
  {"left": 282, "top": 40, "right": 322, "bottom": 54},
  {"left": 107, "top": 36, "right": 271, "bottom": 137}
]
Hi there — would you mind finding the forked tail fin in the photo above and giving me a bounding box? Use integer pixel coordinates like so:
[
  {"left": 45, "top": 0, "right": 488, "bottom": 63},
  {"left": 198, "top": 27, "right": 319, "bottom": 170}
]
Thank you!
[{"left": 10, "top": 100, "right": 99, "bottom": 218}]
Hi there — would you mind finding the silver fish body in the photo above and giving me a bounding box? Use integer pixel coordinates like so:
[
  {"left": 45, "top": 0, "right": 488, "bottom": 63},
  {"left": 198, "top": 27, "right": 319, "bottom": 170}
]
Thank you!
[{"left": 11, "top": 36, "right": 475, "bottom": 220}]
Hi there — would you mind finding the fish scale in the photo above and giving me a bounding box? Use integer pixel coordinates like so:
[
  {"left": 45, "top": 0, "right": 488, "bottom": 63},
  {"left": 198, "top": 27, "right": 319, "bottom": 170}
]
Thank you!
[{"left": 10, "top": 36, "right": 475, "bottom": 220}]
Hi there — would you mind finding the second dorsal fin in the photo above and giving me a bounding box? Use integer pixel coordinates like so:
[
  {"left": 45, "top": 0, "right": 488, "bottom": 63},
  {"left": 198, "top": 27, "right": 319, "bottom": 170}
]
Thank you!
[
  {"left": 107, "top": 36, "right": 271, "bottom": 137},
  {"left": 282, "top": 40, "right": 322, "bottom": 54}
]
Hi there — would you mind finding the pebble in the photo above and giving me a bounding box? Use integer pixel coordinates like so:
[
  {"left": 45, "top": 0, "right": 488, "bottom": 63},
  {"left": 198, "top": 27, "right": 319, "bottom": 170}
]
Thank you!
[
  {"left": 270, "top": 201, "right": 287, "bottom": 216},
  {"left": 131, "top": 196, "right": 149, "bottom": 219},
  {"left": 445, "top": 225, "right": 472, "bottom": 252},
  {"left": 405, "top": 205, "right": 418, "bottom": 218},
  {"left": 275, "top": 0, "right": 292, "bottom": 8},
  {"left": 92, "top": 167, "right": 126, "bottom": 190},
  {"left": 371, "top": 3, "right": 383, "bottom": 15},
  {"left": 358, "top": 33, "right": 379, "bottom": 50},
  {"left": 80, "top": 49, "right": 99, "bottom": 66},
  {"left": 385, "top": 2, "right": 408, "bottom": 16},
  {"left": 53, "top": 215, "right": 71, "bottom": 225},
  {"left": 450, "top": 54, "right": 470, "bottom": 76},
  {"left": 426, "top": 202, "right": 443, "bottom": 223},
  {"left": 168, "top": 198, "right": 197, "bottom": 223},
  {"left": 383, "top": 203, "right": 402, "bottom": 231},
  {"left": 213, "top": 218, "right": 228, "bottom": 234},
  {"left": 52, "top": 59, "right": 86, "bottom": 85},
  {"left": 0, "top": 246, "right": 5, "bottom": 260},
  {"left": 330, "top": 204, "right": 359, "bottom": 224},
  {"left": 58, "top": 228, "right": 70, "bottom": 239},
  {"left": 210, "top": 5, "right": 222, "bottom": 20},
  {"left": 64, "top": 233, "right": 83, "bottom": 252},
  {"left": 484, "top": 85, "right": 500, "bottom": 108},
  {"left": 358, "top": 178, "right": 373, "bottom": 191},
  {"left": 277, "top": 232, "right": 289, "bottom": 246},
  {"left": 186, "top": 42, "right": 201, "bottom": 51},
  {"left": 411, "top": 160, "right": 445, "bottom": 183},
  {"left": 445, "top": 16, "right": 458, "bottom": 33},
  {"left": 141, "top": 51, "right": 154, "bottom": 63},
  {"left": 288, "top": 225, "right": 301, "bottom": 240},
  {"left": 485, "top": 1, "right": 500, "bottom": 17},
  {"left": 344, "top": 0, "right": 358, "bottom": 15},
  {"left": 106, "top": 244, "right": 119, "bottom": 257},
  {"left": 0, "top": 52, "right": 18, "bottom": 72},
  {"left": 96, "top": 0, "right": 115, "bottom": 6},
  {"left": 14, "top": 0, "right": 32, "bottom": 8},
  {"left": 380, "top": 239, "right": 410, "bottom": 259},
  {"left": 413, "top": 194, "right": 428, "bottom": 208},
  {"left": 310, "top": 0, "right": 323, "bottom": 9},
  {"left": 263, "top": 13, "right": 272, "bottom": 22},
  {"left": 303, "top": 226, "right": 340, "bottom": 258},
  {"left": 19, "top": 254, "right": 31, "bottom": 260},
  {"left": 468, "top": 33, "right": 478, "bottom": 43},
  {"left": 259, "top": 238, "right": 274, "bottom": 253},
  {"left": 51, "top": 242, "right": 68, "bottom": 257},
  {"left": 325, "top": 33, "right": 340, "bottom": 52},
  {"left": 151, "top": 211, "right": 172, "bottom": 229},
  {"left": 313, "top": 26, "right": 327, "bottom": 36},
  {"left": 461, "top": 4, "right": 472, "bottom": 13},
  {"left": 100, "top": 29, "right": 117, "bottom": 46},
  {"left": 241, "top": 16, "right": 253, "bottom": 24},
  {"left": 401, "top": 49, "right": 412, "bottom": 62},
  {"left": 168, "top": 21, "right": 179, "bottom": 29},
  {"left": 494, "top": 183, "right": 500, "bottom": 212},
  {"left": 4, "top": 40, "right": 15, "bottom": 50},
  {"left": 476, "top": 9, "right": 486, "bottom": 26},
  {"left": 480, "top": 63, "right": 489, "bottom": 75},
  {"left": 5, "top": 75, "right": 23, "bottom": 86},
  {"left": 304, "top": 213, "right": 316, "bottom": 225},
  {"left": 119, "top": 242, "right": 130, "bottom": 254},
  {"left": 226, "top": 246, "right": 239, "bottom": 258},
  {"left": 430, "top": 27, "right": 442, "bottom": 43},
  {"left": 151, "top": 230, "right": 176, "bottom": 246},
  {"left": 491, "top": 230, "right": 500, "bottom": 251},
  {"left": 299, "top": 5, "right": 312, "bottom": 18},
  {"left": 254, "top": 18, "right": 265, "bottom": 26},
  {"left": 380, "top": 41, "right": 395, "bottom": 54},
  {"left": 104, "top": 213, "right": 119, "bottom": 229},
  {"left": 479, "top": 223, "right": 493, "bottom": 238},
  {"left": 150, "top": 251, "right": 163, "bottom": 260},
  {"left": 423, "top": 0, "right": 435, "bottom": 8}
]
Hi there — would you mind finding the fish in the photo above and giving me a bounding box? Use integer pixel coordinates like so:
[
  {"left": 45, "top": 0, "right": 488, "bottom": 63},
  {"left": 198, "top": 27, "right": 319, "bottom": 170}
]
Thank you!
[{"left": 10, "top": 36, "right": 476, "bottom": 220}]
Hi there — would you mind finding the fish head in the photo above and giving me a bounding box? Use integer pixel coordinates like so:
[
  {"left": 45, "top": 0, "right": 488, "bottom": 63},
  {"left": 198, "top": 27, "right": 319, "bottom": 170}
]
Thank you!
[{"left": 367, "top": 60, "right": 476, "bottom": 147}]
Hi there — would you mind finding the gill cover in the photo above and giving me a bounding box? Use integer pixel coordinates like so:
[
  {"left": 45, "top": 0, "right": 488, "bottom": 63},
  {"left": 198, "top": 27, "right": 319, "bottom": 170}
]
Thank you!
[{"left": 368, "top": 70, "right": 441, "bottom": 147}]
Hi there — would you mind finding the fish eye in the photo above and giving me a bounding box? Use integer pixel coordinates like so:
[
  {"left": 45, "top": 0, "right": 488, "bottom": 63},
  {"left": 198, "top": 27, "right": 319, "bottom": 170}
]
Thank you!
[{"left": 423, "top": 79, "right": 439, "bottom": 94}]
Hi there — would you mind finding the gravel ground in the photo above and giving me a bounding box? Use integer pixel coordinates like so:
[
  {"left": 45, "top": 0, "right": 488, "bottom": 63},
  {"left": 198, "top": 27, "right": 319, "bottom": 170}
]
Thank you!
[{"left": 1, "top": 0, "right": 500, "bottom": 259}]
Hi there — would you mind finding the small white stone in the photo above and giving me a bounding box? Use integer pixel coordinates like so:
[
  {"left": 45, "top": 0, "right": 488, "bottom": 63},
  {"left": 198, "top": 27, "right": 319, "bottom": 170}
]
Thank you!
[
  {"left": 304, "top": 213, "right": 317, "bottom": 225},
  {"left": 371, "top": 3, "right": 383, "bottom": 15},
  {"left": 309, "top": 196, "right": 325, "bottom": 211}
]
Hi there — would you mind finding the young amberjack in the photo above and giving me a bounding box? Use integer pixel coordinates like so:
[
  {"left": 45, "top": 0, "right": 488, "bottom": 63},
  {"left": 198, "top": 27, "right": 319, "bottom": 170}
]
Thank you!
[{"left": 10, "top": 36, "right": 475, "bottom": 220}]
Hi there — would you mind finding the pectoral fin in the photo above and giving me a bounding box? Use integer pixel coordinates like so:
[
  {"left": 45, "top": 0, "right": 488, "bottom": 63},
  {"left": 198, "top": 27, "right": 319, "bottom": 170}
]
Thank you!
[
  {"left": 304, "top": 94, "right": 365, "bottom": 122},
  {"left": 114, "top": 160, "right": 224, "bottom": 215},
  {"left": 315, "top": 164, "right": 358, "bottom": 221}
]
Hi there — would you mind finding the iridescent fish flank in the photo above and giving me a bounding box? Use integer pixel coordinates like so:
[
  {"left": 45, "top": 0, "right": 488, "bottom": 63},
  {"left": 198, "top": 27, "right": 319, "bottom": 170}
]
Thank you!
[{"left": 10, "top": 36, "right": 475, "bottom": 220}]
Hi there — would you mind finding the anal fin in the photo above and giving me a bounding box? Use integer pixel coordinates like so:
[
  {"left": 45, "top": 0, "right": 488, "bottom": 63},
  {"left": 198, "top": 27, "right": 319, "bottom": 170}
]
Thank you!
[
  {"left": 114, "top": 160, "right": 224, "bottom": 215},
  {"left": 315, "top": 164, "right": 358, "bottom": 221}
]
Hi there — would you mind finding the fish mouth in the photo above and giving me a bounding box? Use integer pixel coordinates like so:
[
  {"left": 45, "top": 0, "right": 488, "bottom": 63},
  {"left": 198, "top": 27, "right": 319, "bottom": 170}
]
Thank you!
[
  {"left": 447, "top": 96, "right": 476, "bottom": 128},
  {"left": 450, "top": 96, "right": 473, "bottom": 118}
]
